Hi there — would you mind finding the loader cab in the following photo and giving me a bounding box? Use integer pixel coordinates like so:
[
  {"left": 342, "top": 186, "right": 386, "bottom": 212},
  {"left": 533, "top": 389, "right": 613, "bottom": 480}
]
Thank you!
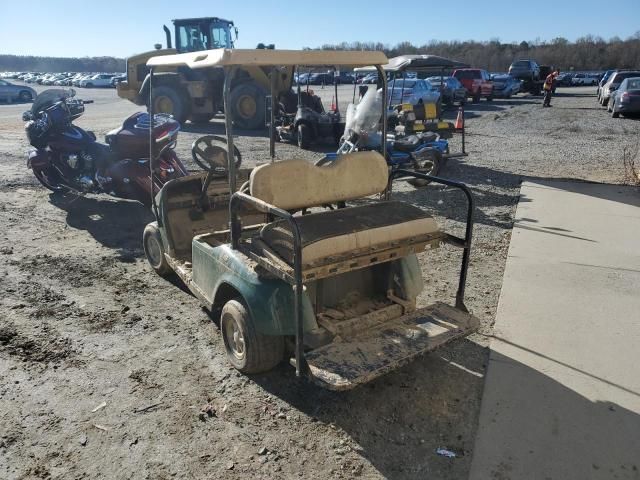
[{"left": 171, "top": 17, "right": 236, "bottom": 53}]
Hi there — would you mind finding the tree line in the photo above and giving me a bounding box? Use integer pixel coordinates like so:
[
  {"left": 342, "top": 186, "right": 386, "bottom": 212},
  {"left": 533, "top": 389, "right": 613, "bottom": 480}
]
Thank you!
[
  {"left": 0, "top": 55, "right": 125, "bottom": 73},
  {"left": 314, "top": 33, "right": 640, "bottom": 72},
  {"left": 3, "top": 33, "right": 640, "bottom": 73}
]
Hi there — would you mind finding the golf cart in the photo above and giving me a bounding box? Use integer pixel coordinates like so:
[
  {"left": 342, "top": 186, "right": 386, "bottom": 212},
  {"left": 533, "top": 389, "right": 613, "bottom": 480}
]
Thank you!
[
  {"left": 275, "top": 68, "right": 343, "bottom": 149},
  {"left": 142, "top": 48, "right": 479, "bottom": 390},
  {"left": 354, "top": 55, "right": 471, "bottom": 167}
]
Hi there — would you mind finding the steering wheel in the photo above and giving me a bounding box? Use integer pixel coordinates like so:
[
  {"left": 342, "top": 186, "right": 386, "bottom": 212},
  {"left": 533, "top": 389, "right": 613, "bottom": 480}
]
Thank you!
[{"left": 191, "top": 135, "right": 242, "bottom": 177}]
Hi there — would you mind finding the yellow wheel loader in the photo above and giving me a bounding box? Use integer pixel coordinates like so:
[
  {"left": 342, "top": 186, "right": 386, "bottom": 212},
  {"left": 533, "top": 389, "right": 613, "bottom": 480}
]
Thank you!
[{"left": 116, "top": 17, "right": 292, "bottom": 128}]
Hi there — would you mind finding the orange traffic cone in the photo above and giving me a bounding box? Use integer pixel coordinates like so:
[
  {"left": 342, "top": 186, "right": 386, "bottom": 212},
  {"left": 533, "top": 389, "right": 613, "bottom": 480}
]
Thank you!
[
  {"left": 455, "top": 106, "right": 464, "bottom": 130},
  {"left": 330, "top": 95, "right": 336, "bottom": 111}
]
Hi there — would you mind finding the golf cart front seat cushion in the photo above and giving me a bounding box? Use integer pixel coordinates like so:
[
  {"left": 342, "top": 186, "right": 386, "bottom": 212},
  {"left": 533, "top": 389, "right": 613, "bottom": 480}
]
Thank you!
[
  {"left": 259, "top": 201, "right": 439, "bottom": 266},
  {"left": 249, "top": 151, "right": 388, "bottom": 211}
]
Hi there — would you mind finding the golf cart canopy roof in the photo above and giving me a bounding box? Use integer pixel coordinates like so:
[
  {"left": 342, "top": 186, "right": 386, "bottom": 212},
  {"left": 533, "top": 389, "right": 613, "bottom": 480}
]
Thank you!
[
  {"left": 146, "top": 48, "right": 388, "bottom": 69},
  {"left": 355, "top": 54, "right": 469, "bottom": 73}
]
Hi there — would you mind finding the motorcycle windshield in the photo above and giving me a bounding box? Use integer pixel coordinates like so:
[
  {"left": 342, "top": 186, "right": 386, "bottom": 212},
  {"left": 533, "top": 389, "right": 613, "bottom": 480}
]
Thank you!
[{"left": 31, "top": 89, "right": 73, "bottom": 114}]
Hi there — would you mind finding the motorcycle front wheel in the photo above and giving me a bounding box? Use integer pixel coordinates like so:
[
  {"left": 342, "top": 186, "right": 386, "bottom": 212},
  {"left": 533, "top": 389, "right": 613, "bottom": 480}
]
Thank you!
[{"left": 32, "top": 167, "right": 66, "bottom": 193}]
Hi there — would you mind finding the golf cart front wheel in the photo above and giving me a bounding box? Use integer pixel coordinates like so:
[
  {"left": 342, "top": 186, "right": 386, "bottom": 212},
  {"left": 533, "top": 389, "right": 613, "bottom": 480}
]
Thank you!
[
  {"left": 143, "top": 222, "right": 172, "bottom": 277},
  {"left": 220, "top": 298, "right": 284, "bottom": 374},
  {"left": 407, "top": 150, "right": 443, "bottom": 187}
]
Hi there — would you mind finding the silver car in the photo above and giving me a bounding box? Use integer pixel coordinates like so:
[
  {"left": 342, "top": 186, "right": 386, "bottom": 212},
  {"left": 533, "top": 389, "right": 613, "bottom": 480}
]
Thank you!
[
  {"left": 0, "top": 79, "right": 36, "bottom": 103},
  {"left": 387, "top": 79, "right": 440, "bottom": 106}
]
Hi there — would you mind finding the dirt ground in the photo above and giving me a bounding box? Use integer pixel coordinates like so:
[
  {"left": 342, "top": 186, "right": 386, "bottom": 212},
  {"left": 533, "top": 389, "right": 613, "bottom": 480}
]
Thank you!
[{"left": 0, "top": 84, "right": 638, "bottom": 480}]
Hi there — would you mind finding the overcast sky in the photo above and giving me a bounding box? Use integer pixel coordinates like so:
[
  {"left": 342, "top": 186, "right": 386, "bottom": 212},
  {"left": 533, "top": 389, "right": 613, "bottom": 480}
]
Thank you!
[{"left": 2, "top": 0, "right": 639, "bottom": 58}]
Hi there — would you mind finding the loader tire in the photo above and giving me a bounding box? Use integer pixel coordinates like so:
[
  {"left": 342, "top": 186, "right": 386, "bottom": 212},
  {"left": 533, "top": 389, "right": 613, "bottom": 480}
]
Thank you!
[
  {"left": 151, "top": 86, "right": 189, "bottom": 124},
  {"left": 229, "top": 82, "right": 266, "bottom": 130}
]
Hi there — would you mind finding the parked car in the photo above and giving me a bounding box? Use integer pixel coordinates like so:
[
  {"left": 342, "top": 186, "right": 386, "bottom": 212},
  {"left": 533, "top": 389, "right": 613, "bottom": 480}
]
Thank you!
[
  {"left": 596, "top": 70, "right": 615, "bottom": 100},
  {"left": 358, "top": 72, "right": 378, "bottom": 84},
  {"left": 555, "top": 73, "right": 574, "bottom": 87},
  {"left": 111, "top": 74, "right": 126, "bottom": 87},
  {"left": 426, "top": 76, "right": 466, "bottom": 104},
  {"left": 600, "top": 70, "right": 640, "bottom": 106},
  {"left": 73, "top": 74, "right": 93, "bottom": 87},
  {"left": 508, "top": 59, "right": 540, "bottom": 81},
  {"left": 387, "top": 78, "right": 440, "bottom": 106},
  {"left": 491, "top": 74, "right": 521, "bottom": 98},
  {"left": 0, "top": 79, "right": 36, "bottom": 103},
  {"left": 452, "top": 68, "right": 494, "bottom": 102},
  {"left": 608, "top": 77, "right": 640, "bottom": 118},
  {"left": 80, "top": 74, "right": 115, "bottom": 88},
  {"left": 571, "top": 73, "right": 598, "bottom": 86}
]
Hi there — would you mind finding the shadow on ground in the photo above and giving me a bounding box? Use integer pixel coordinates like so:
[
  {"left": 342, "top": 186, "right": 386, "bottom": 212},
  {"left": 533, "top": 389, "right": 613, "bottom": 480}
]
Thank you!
[
  {"left": 48, "top": 193, "right": 154, "bottom": 259},
  {"left": 253, "top": 338, "right": 489, "bottom": 480},
  {"left": 470, "top": 348, "right": 640, "bottom": 479}
]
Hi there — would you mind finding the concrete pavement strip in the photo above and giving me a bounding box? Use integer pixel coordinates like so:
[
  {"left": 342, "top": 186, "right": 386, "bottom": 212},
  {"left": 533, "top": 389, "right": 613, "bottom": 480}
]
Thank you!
[{"left": 469, "top": 180, "right": 640, "bottom": 480}]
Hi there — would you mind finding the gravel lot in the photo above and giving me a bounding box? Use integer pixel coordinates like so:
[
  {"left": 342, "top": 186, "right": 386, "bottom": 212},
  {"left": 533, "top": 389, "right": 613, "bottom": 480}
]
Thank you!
[{"left": 0, "top": 83, "right": 638, "bottom": 480}]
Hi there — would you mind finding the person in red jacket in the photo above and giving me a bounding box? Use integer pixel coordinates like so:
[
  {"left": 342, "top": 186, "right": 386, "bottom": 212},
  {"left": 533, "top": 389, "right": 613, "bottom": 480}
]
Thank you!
[{"left": 543, "top": 70, "right": 559, "bottom": 107}]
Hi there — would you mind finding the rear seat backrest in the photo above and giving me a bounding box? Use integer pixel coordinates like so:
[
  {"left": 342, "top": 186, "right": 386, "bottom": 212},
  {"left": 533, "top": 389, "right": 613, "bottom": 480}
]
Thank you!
[{"left": 249, "top": 151, "right": 388, "bottom": 210}]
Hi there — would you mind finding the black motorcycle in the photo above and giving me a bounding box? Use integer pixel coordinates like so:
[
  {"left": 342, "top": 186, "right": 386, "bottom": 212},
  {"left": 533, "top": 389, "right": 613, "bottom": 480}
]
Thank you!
[{"left": 22, "top": 89, "right": 188, "bottom": 205}]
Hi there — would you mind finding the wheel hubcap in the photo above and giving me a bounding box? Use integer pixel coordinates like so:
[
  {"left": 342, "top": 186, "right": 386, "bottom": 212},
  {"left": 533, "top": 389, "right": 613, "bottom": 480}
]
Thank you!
[
  {"left": 224, "top": 317, "right": 245, "bottom": 359},
  {"left": 146, "top": 235, "right": 163, "bottom": 267},
  {"left": 237, "top": 95, "right": 256, "bottom": 119},
  {"left": 155, "top": 96, "right": 174, "bottom": 114}
]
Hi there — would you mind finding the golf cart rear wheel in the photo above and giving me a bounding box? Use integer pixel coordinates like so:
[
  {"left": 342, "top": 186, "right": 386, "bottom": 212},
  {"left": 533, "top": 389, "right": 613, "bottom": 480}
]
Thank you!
[
  {"left": 220, "top": 298, "right": 284, "bottom": 374},
  {"left": 143, "top": 222, "right": 172, "bottom": 277},
  {"left": 297, "top": 124, "right": 312, "bottom": 149},
  {"left": 407, "top": 150, "right": 443, "bottom": 187}
]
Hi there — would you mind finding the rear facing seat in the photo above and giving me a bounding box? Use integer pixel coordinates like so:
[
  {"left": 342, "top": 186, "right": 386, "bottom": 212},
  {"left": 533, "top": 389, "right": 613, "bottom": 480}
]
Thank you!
[{"left": 247, "top": 151, "right": 441, "bottom": 268}]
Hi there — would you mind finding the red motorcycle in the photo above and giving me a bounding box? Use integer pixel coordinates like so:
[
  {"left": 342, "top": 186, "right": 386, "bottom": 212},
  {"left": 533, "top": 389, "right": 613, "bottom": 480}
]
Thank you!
[{"left": 23, "top": 89, "right": 188, "bottom": 206}]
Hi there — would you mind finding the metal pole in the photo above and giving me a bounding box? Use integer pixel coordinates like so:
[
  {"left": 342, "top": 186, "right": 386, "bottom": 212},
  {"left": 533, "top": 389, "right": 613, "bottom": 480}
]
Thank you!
[
  {"left": 223, "top": 66, "right": 237, "bottom": 194},
  {"left": 333, "top": 67, "right": 338, "bottom": 112},
  {"left": 376, "top": 65, "right": 390, "bottom": 200},
  {"left": 352, "top": 73, "right": 357, "bottom": 103},
  {"left": 148, "top": 67, "right": 159, "bottom": 219},
  {"left": 461, "top": 104, "right": 466, "bottom": 155},
  {"left": 270, "top": 66, "right": 276, "bottom": 161}
]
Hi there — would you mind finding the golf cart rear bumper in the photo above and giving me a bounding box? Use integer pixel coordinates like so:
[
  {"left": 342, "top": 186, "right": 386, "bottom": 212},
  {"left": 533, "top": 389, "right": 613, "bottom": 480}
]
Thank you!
[{"left": 295, "top": 301, "right": 479, "bottom": 390}]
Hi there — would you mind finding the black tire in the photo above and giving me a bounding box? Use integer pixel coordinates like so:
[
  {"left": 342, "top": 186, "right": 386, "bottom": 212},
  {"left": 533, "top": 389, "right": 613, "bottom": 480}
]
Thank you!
[
  {"left": 190, "top": 114, "right": 214, "bottom": 124},
  {"left": 611, "top": 102, "right": 619, "bottom": 118},
  {"left": 151, "top": 85, "right": 190, "bottom": 124},
  {"left": 143, "top": 222, "right": 172, "bottom": 277},
  {"left": 407, "top": 150, "right": 443, "bottom": 187},
  {"left": 472, "top": 91, "right": 481, "bottom": 103},
  {"left": 86, "top": 83, "right": 93, "bottom": 88},
  {"left": 486, "top": 95, "right": 493, "bottom": 102},
  {"left": 297, "top": 123, "right": 312, "bottom": 149},
  {"left": 220, "top": 298, "right": 284, "bottom": 374},
  {"left": 229, "top": 82, "right": 266, "bottom": 130},
  {"left": 19, "top": 90, "right": 33, "bottom": 102},
  {"left": 32, "top": 167, "right": 66, "bottom": 193}
]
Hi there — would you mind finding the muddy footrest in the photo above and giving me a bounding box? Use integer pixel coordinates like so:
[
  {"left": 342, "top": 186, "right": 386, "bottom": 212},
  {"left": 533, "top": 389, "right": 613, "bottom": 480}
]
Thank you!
[{"left": 301, "top": 302, "right": 479, "bottom": 390}]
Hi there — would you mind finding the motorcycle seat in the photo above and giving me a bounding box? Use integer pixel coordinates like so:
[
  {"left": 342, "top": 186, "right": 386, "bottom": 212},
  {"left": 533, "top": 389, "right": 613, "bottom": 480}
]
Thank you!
[
  {"left": 393, "top": 135, "right": 420, "bottom": 152},
  {"left": 417, "top": 131, "right": 438, "bottom": 143}
]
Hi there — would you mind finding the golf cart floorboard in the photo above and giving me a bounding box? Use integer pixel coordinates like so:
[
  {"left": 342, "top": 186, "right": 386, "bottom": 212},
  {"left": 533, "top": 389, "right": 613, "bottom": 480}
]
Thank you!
[{"left": 298, "top": 302, "right": 479, "bottom": 390}]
